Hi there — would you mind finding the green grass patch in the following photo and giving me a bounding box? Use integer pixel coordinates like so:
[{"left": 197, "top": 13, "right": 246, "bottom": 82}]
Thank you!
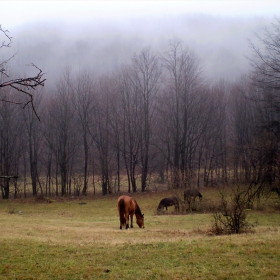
[
  {"left": 0, "top": 190, "right": 279, "bottom": 279},
  {"left": 1, "top": 235, "right": 280, "bottom": 279}
]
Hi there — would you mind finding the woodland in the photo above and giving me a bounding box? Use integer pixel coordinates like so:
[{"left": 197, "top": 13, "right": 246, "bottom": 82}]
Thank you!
[{"left": 1, "top": 18, "right": 280, "bottom": 200}]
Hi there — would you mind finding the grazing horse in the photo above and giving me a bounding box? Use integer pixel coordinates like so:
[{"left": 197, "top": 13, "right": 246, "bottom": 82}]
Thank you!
[
  {"left": 184, "top": 189, "right": 202, "bottom": 211},
  {"left": 117, "top": 195, "right": 144, "bottom": 229},
  {"left": 184, "top": 189, "right": 203, "bottom": 201},
  {"left": 157, "top": 196, "right": 179, "bottom": 212}
]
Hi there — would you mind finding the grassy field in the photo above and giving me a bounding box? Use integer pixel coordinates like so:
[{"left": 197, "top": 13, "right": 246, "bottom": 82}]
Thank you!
[{"left": 0, "top": 189, "right": 280, "bottom": 279}]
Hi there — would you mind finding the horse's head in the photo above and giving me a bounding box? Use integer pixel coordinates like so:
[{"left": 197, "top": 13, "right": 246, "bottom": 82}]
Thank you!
[
  {"left": 157, "top": 204, "right": 163, "bottom": 211},
  {"left": 136, "top": 214, "right": 145, "bottom": 228},
  {"left": 199, "top": 193, "right": 203, "bottom": 201}
]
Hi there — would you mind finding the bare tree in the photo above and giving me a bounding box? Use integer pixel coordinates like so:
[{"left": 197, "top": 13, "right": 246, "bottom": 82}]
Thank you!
[
  {"left": 22, "top": 89, "right": 45, "bottom": 197},
  {"left": 0, "top": 93, "right": 24, "bottom": 198},
  {"left": 129, "top": 48, "right": 161, "bottom": 192},
  {"left": 74, "top": 71, "right": 95, "bottom": 195},
  {"left": 0, "top": 25, "right": 45, "bottom": 120},
  {"left": 161, "top": 39, "right": 203, "bottom": 189},
  {"left": 198, "top": 81, "right": 228, "bottom": 187},
  {"left": 45, "top": 69, "right": 77, "bottom": 196},
  {"left": 249, "top": 17, "right": 280, "bottom": 92},
  {"left": 248, "top": 18, "right": 280, "bottom": 194},
  {"left": 92, "top": 76, "right": 115, "bottom": 196},
  {"left": 109, "top": 73, "right": 124, "bottom": 193},
  {"left": 116, "top": 66, "right": 141, "bottom": 192}
]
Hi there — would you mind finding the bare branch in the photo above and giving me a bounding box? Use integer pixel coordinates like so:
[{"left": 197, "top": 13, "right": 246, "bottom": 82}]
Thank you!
[
  {"left": 0, "top": 64, "right": 46, "bottom": 121},
  {"left": 0, "top": 99, "right": 22, "bottom": 105},
  {"left": 0, "top": 51, "right": 19, "bottom": 76},
  {"left": 0, "top": 24, "right": 46, "bottom": 120},
  {"left": 0, "top": 24, "right": 12, "bottom": 48},
  {"left": 0, "top": 25, "right": 46, "bottom": 120},
  {"left": 249, "top": 17, "right": 280, "bottom": 90}
]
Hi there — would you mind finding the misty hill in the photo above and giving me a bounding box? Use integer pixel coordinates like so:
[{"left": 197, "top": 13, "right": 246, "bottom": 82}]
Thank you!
[{"left": 5, "top": 14, "right": 275, "bottom": 86}]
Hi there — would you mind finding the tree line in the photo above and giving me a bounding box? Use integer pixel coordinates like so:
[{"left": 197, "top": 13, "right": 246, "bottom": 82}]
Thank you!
[{"left": 1, "top": 19, "right": 280, "bottom": 199}]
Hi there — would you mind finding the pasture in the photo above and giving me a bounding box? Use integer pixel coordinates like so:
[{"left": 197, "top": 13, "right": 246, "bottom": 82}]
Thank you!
[{"left": 0, "top": 189, "right": 280, "bottom": 279}]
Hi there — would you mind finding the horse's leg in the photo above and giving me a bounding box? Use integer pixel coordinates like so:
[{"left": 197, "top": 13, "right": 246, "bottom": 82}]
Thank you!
[
  {"left": 187, "top": 197, "right": 191, "bottom": 211},
  {"left": 120, "top": 214, "right": 125, "bottom": 230},
  {"left": 190, "top": 197, "right": 196, "bottom": 211},
  {"left": 119, "top": 208, "right": 122, "bottom": 230},
  {"left": 130, "top": 214, "right": 133, "bottom": 228},
  {"left": 125, "top": 212, "right": 129, "bottom": 229},
  {"left": 192, "top": 197, "right": 196, "bottom": 210}
]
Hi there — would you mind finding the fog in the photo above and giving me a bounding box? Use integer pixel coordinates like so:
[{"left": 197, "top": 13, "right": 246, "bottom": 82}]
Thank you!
[{"left": 2, "top": 4, "right": 279, "bottom": 87}]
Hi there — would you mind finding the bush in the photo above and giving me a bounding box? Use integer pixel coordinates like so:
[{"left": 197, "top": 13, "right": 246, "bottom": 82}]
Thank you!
[{"left": 212, "top": 185, "right": 253, "bottom": 234}]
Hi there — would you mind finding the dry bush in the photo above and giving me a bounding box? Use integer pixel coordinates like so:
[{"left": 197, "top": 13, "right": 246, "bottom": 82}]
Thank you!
[{"left": 211, "top": 185, "right": 254, "bottom": 235}]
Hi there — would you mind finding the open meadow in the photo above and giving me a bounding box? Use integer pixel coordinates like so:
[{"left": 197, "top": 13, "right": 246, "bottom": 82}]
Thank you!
[{"left": 0, "top": 189, "right": 280, "bottom": 279}]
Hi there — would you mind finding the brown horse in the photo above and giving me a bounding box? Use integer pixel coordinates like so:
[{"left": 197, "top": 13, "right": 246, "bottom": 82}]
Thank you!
[
  {"left": 157, "top": 196, "right": 179, "bottom": 212},
  {"left": 117, "top": 195, "right": 145, "bottom": 229}
]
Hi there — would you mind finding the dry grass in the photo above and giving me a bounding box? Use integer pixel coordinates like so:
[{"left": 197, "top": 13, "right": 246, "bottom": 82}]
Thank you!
[
  {"left": 0, "top": 189, "right": 280, "bottom": 279},
  {"left": 0, "top": 206, "right": 209, "bottom": 246}
]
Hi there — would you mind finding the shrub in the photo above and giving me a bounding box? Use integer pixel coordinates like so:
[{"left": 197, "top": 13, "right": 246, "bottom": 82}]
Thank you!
[{"left": 212, "top": 185, "right": 253, "bottom": 234}]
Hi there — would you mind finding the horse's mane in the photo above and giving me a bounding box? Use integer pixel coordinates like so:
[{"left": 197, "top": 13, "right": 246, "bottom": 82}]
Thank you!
[{"left": 134, "top": 200, "right": 143, "bottom": 216}]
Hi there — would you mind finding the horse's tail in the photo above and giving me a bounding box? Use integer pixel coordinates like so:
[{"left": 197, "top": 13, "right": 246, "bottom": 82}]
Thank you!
[{"left": 118, "top": 198, "right": 126, "bottom": 225}]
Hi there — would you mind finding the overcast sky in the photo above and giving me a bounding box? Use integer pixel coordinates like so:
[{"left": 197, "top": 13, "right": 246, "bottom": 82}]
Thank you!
[
  {"left": 1, "top": 1, "right": 280, "bottom": 27},
  {"left": 1, "top": 1, "right": 280, "bottom": 84}
]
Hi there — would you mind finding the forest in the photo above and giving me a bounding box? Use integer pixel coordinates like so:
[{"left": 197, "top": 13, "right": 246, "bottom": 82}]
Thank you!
[{"left": 1, "top": 18, "right": 280, "bottom": 200}]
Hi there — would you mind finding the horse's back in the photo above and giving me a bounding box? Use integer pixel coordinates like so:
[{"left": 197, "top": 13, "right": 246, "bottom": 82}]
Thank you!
[
  {"left": 184, "top": 189, "right": 202, "bottom": 199},
  {"left": 158, "top": 196, "right": 179, "bottom": 209},
  {"left": 117, "top": 195, "right": 135, "bottom": 212},
  {"left": 159, "top": 197, "right": 172, "bottom": 206},
  {"left": 170, "top": 196, "right": 179, "bottom": 203},
  {"left": 118, "top": 195, "right": 132, "bottom": 204},
  {"left": 159, "top": 197, "right": 167, "bottom": 204}
]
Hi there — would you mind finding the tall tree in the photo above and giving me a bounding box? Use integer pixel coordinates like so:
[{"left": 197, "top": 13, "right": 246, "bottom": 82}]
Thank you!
[
  {"left": 46, "top": 70, "right": 77, "bottom": 196},
  {"left": 0, "top": 89, "right": 24, "bottom": 198},
  {"left": 116, "top": 67, "right": 138, "bottom": 192},
  {"left": 92, "top": 75, "right": 116, "bottom": 195},
  {"left": 161, "top": 40, "right": 203, "bottom": 189},
  {"left": 249, "top": 17, "right": 280, "bottom": 190},
  {"left": 22, "top": 89, "right": 45, "bottom": 196},
  {"left": 129, "top": 48, "right": 161, "bottom": 192},
  {"left": 74, "top": 71, "right": 95, "bottom": 195}
]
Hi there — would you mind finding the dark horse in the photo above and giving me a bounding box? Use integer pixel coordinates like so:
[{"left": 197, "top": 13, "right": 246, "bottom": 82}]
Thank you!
[
  {"left": 157, "top": 196, "right": 179, "bottom": 212},
  {"left": 117, "top": 195, "right": 145, "bottom": 229},
  {"left": 184, "top": 189, "right": 202, "bottom": 211},
  {"left": 184, "top": 189, "right": 203, "bottom": 202}
]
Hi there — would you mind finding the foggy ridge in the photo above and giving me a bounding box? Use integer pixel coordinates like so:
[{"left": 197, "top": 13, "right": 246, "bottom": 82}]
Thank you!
[{"left": 4, "top": 13, "right": 276, "bottom": 86}]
